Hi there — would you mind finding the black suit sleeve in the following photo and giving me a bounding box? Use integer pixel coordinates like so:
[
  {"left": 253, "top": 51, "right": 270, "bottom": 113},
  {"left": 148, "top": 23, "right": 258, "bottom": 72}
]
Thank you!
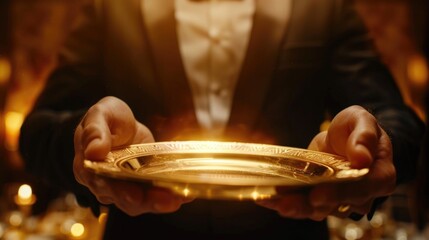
[
  {"left": 327, "top": 1, "right": 425, "bottom": 185},
  {"left": 18, "top": 2, "right": 105, "bottom": 215},
  {"left": 326, "top": 1, "right": 425, "bottom": 220}
]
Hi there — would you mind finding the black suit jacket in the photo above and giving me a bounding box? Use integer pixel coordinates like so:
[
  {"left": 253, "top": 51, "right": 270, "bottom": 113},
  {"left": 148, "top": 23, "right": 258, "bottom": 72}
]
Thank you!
[{"left": 19, "top": 0, "right": 424, "bottom": 239}]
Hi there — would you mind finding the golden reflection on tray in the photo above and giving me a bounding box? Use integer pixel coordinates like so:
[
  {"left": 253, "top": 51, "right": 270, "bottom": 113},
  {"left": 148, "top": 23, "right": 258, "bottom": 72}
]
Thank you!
[{"left": 84, "top": 141, "right": 369, "bottom": 200}]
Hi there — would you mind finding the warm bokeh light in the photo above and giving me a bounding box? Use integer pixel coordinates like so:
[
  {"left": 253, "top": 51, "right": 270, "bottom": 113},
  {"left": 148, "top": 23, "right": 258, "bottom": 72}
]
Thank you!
[
  {"left": 8, "top": 211, "right": 23, "bottom": 227},
  {"left": 407, "top": 55, "right": 428, "bottom": 88},
  {"left": 4, "top": 111, "right": 24, "bottom": 151},
  {"left": 344, "top": 223, "right": 364, "bottom": 240},
  {"left": 183, "top": 188, "right": 190, "bottom": 197},
  {"left": 406, "top": 55, "right": 428, "bottom": 121},
  {"left": 15, "top": 184, "right": 36, "bottom": 206},
  {"left": 70, "top": 223, "right": 85, "bottom": 238},
  {"left": 319, "top": 120, "right": 331, "bottom": 132},
  {"left": 250, "top": 190, "right": 271, "bottom": 200},
  {"left": 18, "top": 184, "right": 32, "bottom": 200},
  {"left": 0, "top": 223, "right": 4, "bottom": 239},
  {"left": 0, "top": 57, "right": 11, "bottom": 84},
  {"left": 98, "top": 212, "right": 108, "bottom": 224},
  {"left": 370, "top": 212, "right": 385, "bottom": 228},
  {"left": 251, "top": 191, "right": 259, "bottom": 200}
]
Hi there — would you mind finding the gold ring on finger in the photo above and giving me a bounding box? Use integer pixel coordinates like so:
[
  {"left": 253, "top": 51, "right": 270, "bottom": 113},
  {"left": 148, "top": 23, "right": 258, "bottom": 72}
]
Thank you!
[{"left": 337, "top": 204, "right": 351, "bottom": 213}]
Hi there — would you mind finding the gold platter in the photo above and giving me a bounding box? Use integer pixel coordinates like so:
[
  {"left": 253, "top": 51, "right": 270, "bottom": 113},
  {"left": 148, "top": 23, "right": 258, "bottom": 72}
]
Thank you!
[{"left": 84, "top": 141, "right": 369, "bottom": 200}]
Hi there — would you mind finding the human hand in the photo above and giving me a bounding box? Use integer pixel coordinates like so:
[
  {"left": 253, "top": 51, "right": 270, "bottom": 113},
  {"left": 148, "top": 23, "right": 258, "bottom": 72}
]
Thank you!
[
  {"left": 73, "top": 96, "right": 193, "bottom": 216},
  {"left": 256, "top": 105, "right": 396, "bottom": 221}
]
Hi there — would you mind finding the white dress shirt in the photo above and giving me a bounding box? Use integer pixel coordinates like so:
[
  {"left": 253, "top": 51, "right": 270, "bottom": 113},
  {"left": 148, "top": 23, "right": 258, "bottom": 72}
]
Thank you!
[{"left": 175, "top": 0, "right": 255, "bottom": 135}]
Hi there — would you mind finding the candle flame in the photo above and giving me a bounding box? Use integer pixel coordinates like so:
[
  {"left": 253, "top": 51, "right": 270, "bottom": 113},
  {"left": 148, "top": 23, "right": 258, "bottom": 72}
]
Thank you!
[
  {"left": 18, "top": 184, "right": 32, "bottom": 200},
  {"left": 15, "top": 184, "right": 36, "bottom": 206}
]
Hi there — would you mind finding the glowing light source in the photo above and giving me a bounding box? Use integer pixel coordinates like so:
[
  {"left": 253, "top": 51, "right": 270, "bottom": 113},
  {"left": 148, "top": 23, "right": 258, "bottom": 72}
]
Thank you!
[
  {"left": 4, "top": 111, "right": 25, "bottom": 151},
  {"left": 98, "top": 212, "right": 108, "bottom": 224},
  {"left": 18, "top": 184, "right": 32, "bottom": 200},
  {"left": 344, "top": 223, "right": 363, "bottom": 240},
  {"left": 251, "top": 191, "right": 259, "bottom": 200},
  {"left": 319, "top": 120, "right": 331, "bottom": 132},
  {"left": 369, "top": 212, "right": 384, "bottom": 228},
  {"left": 70, "top": 223, "right": 85, "bottom": 238},
  {"left": 14, "top": 184, "right": 36, "bottom": 206},
  {"left": 407, "top": 55, "right": 428, "bottom": 87},
  {"left": 8, "top": 211, "right": 23, "bottom": 227},
  {"left": 183, "top": 188, "right": 190, "bottom": 197}
]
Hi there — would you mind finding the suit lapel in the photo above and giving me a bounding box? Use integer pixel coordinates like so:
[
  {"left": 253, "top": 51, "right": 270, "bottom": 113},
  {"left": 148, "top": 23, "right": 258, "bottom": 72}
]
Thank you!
[
  {"left": 141, "top": 0, "right": 196, "bottom": 120},
  {"left": 227, "top": 0, "right": 292, "bottom": 136}
]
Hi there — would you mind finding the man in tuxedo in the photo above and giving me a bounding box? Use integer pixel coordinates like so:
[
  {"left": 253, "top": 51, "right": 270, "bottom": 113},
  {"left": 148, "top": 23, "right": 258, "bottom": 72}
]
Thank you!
[{"left": 19, "top": 0, "right": 424, "bottom": 239}]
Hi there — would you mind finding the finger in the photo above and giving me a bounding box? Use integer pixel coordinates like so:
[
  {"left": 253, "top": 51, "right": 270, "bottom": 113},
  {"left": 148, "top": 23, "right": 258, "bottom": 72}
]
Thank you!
[
  {"left": 73, "top": 127, "right": 92, "bottom": 185},
  {"left": 309, "top": 168, "right": 394, "bottom": 211},
  {"left": 79, "top": 174, "right": 146, "bottom": 213},
  {"left": 309, "top": 186, "right": 358, "bottom": 220},
  {"left": 349, "top": 200, "right": 373, "bottom": 216},
  {"left": 73, "top": 107, "right": 112, "bottom": 186},
  {"left": 310, "top": 182, "right": 375, "bottom": 210},
  {"left": 80, "top": 97, "right": 138, "bottom": 160},
  {"left": 256, "top": 194, "right": 312, "bottom": 219},
  {"left": 309, "top": 206, "right": 333, "bottom": 221},
  {"left": 144, "top": 188, "right": 192, "bottom": 214},
  {"left": 115, "top": 187, "right": 192, "bottom": 216},
  {"left": 329, "top": 200, "right": 373, "bottom": 219},
  {"left": 133, "top": 122, "right": 155, "bottom": 144},
  {"left": 97, "top": 196, "right": 115, "bottom": 205},
  {"left": 83, "top": 176, "right": 192, "bottom": 216},
  {"left": 326, "top": 106, "right": 380, "bottom": 169}
]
